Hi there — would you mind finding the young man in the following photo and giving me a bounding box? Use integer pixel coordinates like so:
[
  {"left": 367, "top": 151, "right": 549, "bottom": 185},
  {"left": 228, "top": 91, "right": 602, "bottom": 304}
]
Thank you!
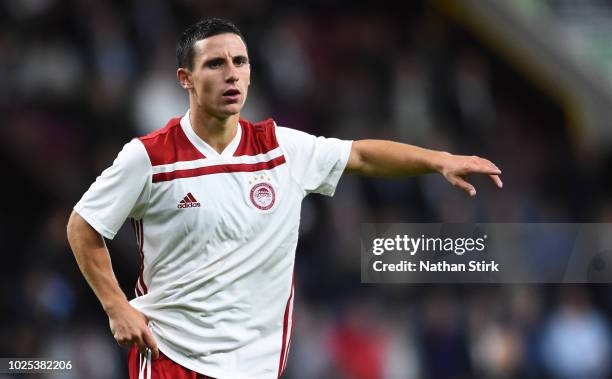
[{"left": 67, "top": 18, "right": 502, "bottom": 379}]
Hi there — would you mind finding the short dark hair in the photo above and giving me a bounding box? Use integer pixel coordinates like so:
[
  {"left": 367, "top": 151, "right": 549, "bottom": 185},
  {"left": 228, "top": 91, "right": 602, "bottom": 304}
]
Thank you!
[{"left": 176, "top": 18, "right": 246, "bottom": 70}]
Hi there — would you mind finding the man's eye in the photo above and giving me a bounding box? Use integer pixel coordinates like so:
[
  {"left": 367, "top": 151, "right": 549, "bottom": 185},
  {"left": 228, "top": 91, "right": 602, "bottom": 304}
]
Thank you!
[
  {"left": 208, "top": 60, "right": 223, "bottom": 68},
  {"left": 234, "top": 57, "right": 247, "bottom": 66}
]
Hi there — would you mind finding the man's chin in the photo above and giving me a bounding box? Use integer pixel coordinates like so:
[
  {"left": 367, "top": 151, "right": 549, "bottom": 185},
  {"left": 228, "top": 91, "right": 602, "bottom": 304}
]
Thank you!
[
  {"left": 199, "top": 103, "right": 243, "bottom": 119},
  {"left": 218, "top": 104, "right": 242, "bottom": 117}
]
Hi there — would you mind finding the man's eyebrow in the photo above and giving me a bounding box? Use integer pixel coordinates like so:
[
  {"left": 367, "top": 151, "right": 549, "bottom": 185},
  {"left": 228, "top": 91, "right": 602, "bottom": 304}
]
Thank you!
[
  {"left": 202, "top": 57, "right": 225, "bottom": 66},
  {"left": 201, "top": 53, "right": 248, "bottom": 66}
]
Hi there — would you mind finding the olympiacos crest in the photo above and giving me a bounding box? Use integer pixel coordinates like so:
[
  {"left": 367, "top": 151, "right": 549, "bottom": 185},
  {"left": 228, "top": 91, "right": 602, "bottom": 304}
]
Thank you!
[{"left": 250, "top": 182, "right": 275, "bottom": 210}]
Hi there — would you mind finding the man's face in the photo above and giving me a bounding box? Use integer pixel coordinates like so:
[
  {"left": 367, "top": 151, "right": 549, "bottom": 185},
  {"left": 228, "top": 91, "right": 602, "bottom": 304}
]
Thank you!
[{"left": 181, "top": 33, "right": 250, "bottom": 118}]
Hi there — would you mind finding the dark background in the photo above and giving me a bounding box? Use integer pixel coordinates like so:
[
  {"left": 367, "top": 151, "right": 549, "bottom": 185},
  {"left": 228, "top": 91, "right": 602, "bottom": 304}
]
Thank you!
[{"left": 2, "top": 0, "right": 612, "bottom": 378}]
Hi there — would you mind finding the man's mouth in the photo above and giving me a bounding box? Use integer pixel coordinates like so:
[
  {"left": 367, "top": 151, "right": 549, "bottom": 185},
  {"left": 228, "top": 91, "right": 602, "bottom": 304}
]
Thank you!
[
  {"left": 223, "top": 89, "right": 241, "bottom": 96},
  {"left": 222, "top": 89, "right": 241, "bottom": 103}
]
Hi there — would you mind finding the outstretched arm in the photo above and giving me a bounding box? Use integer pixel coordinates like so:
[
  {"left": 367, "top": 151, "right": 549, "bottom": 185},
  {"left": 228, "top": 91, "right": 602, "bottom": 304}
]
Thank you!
[{"left": 345, "top": 140, "right": 502, "bottom": 197}]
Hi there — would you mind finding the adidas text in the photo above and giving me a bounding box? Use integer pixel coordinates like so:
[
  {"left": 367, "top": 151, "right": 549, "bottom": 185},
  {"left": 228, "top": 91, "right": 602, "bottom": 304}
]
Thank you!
[{"left": 178, "top": 202, "right": 201, "bottom": 208}]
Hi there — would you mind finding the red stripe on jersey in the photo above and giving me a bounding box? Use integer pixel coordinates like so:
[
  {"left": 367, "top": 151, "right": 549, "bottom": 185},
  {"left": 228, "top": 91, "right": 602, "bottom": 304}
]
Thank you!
[
  {"left": 138, "top": 220, "right": 148, "bottom": 294},
  {"left": 139, "top": 117, "right": 206, "bottom": 166},
  {"left": 152, "top": 155, "right": 286, "bottom": 183},
  {"left": 278, "top": 273, "right": 295, "bottom": 378},
  {"left": 138, "top": 275, "right": 147, "bottom": 295},
  {"left": 235, "top": 118, "right": 279, "bottom": 156},
  {"left": 284, "top": 286, "right": 295, "bottom": 372},
  {"left": 131, "top": 219, "right": 143, "bottom": 297}
]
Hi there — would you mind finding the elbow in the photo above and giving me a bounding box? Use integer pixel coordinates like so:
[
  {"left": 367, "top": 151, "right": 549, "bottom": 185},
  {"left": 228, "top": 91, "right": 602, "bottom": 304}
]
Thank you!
[
  {"left": 346, "top": 141, "right": 367, "bottom": 175},
  {"left": 67, "top": 211, "right": 90, "bottom": 251}
]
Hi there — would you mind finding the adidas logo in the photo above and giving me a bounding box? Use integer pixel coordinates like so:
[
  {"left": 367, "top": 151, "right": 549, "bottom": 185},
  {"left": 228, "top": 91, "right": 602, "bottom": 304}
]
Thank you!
[{"left": 177, "top": 192, "right": 201, "bottom": 208}]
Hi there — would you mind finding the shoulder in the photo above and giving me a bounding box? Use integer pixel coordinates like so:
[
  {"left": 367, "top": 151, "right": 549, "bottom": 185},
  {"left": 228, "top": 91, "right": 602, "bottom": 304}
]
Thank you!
[
  {"left": 234, "top": 118, "right": 279, "bottom": 156},
  {"left": 275, "top": 125, "right": 312, "bottom": 143},
  {"left": 97, "top": 138, "right": 151, "bottom": 178},
  {"left": 274, "top": 125, "right": 319, "bottom": 154},
  {"left": 137, "top": 117, "right": 205, "bottom": 165},
  {"left": 138, "top": 117, "right": 183, "bottom": 143}
]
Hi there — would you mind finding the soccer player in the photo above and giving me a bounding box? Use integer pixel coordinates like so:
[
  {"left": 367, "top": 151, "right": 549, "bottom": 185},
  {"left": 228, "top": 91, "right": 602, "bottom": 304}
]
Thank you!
[{"left": 67, "top": 18, "right": 502, "bottom": 379}]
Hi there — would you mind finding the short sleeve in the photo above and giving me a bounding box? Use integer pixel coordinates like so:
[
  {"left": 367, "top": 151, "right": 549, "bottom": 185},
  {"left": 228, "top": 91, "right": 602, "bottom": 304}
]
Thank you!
[
  {"left": 276, "top": 126, "right": 352, "bottom": 196},
  {"left": 74, "top": 139, "right": 152, "bottom": 239}
]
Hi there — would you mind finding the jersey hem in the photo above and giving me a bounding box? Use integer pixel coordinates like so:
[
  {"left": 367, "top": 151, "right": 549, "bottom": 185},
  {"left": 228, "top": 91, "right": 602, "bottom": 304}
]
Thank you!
[
  {"left": 154, "top": 338, "right": 261, "bottom": 379},
  {"left": 318, "top": 139, "right": 353, "bottom": 197}
]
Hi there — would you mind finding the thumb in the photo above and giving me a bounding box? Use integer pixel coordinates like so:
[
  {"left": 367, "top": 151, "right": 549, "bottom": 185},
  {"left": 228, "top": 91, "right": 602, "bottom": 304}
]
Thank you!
[{"left": 142, "top": 328, "right": 159, "bottom": 359}]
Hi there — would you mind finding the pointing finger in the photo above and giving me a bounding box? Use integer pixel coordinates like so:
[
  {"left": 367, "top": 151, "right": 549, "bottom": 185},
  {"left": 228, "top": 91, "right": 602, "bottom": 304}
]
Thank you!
[
  {"left": 489, "top": 174, "right": 503, "bottom": 189},
  {"left": 470, "top": 166, "right": 501, "bottom": 175},
  {"left": 454, "top": 177, "right": 476, "bottom": 197},
  {"left": 483, "top": 159, "right": 501, "bottom": 172}
]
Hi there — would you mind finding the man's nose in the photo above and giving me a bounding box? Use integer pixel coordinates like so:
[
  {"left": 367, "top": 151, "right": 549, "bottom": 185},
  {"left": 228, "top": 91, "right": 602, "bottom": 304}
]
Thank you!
[{"left": 225, "top": 63, "right": 239, "bottom": 83}]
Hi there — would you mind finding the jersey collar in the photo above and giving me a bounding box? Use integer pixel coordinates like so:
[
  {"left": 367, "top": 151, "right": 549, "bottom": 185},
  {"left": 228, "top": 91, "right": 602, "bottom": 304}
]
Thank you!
[{"left": 180, "top": 109, "right": 242, "bottom": 158}]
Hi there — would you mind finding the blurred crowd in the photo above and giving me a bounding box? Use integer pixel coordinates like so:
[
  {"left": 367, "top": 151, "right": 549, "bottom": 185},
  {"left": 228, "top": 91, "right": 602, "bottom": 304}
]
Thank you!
[{"left": 2, "top": 0, "right": 612, "bottom": 378}]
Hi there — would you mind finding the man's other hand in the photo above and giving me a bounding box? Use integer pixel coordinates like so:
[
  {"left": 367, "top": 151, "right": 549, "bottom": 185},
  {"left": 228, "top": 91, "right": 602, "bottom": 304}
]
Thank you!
[
  {"left": 437, "top": 152, "right": 503, "bottom": 197},
  {"left": 107, "top": 302, "right": 160, "bottom": 359}
]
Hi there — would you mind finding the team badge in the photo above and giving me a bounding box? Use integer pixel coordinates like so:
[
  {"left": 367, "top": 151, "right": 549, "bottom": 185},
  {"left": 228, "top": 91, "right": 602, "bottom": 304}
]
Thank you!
[
  {"left": 250, "top": 182, "right": 275, "bottom": 210},
  {"left": 248, "top": 175, "right": 276, "bottom": 211}
]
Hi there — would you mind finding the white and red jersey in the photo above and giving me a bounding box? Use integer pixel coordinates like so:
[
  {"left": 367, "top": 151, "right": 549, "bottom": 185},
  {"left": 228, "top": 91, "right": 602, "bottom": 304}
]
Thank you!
[{"left": 74, "top": 111, "right": 352, "bottom": 379}]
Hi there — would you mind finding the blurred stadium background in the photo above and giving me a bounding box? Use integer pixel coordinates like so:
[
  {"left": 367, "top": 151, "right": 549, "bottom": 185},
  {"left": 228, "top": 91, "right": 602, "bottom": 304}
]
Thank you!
[{"left": 2, "top": 0, "right": 612, "bottom": 378}]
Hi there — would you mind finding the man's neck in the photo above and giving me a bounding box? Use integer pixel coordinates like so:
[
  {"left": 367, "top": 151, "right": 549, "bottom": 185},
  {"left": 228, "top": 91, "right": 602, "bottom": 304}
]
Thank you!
[{"left": 189, "top": 107, "right": 239, "bottom": 154}]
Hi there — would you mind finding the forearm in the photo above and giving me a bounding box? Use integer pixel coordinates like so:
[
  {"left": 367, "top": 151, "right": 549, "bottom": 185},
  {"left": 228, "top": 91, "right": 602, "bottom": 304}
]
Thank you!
[
  {"left": 346, "top": 139, "right": 448, "bottom": 176},
  {"left": 66, "top": 211, "right": 129, "bottom": 314}
]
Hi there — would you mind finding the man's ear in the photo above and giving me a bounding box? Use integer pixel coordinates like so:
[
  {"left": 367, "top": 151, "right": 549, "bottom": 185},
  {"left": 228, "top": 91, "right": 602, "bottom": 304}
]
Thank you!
[{"left": 177, "top": 68, "right": 193, "bottom": 89}]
